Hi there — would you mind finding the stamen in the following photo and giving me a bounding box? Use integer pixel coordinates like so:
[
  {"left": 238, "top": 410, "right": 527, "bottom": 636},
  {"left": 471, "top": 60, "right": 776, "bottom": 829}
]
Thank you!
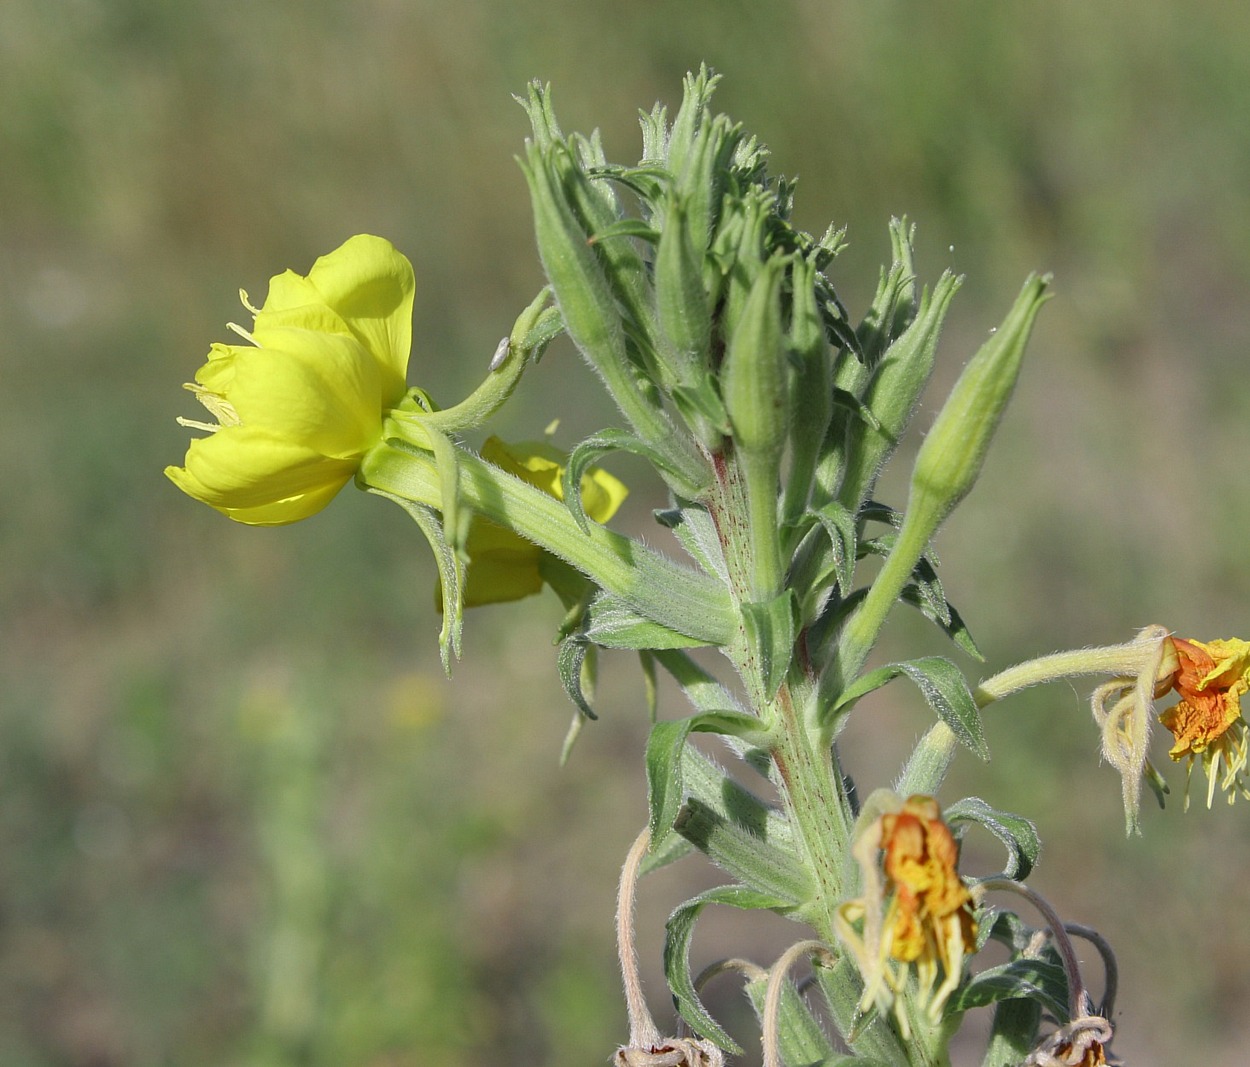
[
  {"left": 176, "top": 416, "right": 220, "bottom": 434},
  {"left": 227, "top": 321, "right": 259, "bottom": 346},
  {"left": 182, "top": 383, "right": 241, "bottom": 427},
  {"left": 239, "top": 288, "right": 261, "bottom": 315}
]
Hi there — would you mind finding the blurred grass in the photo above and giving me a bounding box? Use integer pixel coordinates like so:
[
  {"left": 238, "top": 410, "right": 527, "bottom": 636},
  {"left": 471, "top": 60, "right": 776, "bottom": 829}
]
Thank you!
[{"left": 2, "top": 1, "right": 1250, "bottom": 1064}]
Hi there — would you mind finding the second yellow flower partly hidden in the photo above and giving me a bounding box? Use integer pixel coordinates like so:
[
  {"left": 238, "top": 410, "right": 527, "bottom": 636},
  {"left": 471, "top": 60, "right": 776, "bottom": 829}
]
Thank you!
[
  {"left": 166, "top": 234, "right": 414, "bottom": 525},
  {"left": 459, "top": 436, "right": 628, "bottom": 607}
]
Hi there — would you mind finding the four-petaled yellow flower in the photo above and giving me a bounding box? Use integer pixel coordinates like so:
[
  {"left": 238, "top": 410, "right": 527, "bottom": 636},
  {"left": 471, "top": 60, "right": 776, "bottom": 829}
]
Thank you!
[
  {"left": 836, "top": 794, "right": 977, "bottom": 1036},
  {"left": 166, "top": 234, "right": 415, "bottom": 525},
  {"left": 1157, "top": 636, "right": 1250, "bottom": 807},
  {"left": 460, "top": 436, "right": 628, "bottom": 607}
]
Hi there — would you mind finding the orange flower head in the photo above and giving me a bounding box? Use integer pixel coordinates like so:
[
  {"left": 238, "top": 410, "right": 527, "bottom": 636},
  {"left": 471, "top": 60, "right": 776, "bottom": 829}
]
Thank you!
[
  {"left": 1158, "top": 637, "right": 1250, "bottom": 807},
  {"left": 836, "top": 794, "right": 978, "bottom": 1036},
  {"left": 880, "top": 797, "right": 977, "bottom": 969}
]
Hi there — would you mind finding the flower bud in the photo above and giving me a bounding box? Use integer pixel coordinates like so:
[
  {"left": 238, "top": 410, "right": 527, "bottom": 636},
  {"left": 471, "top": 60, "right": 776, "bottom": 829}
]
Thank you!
[
  {"left": 721, "top": 256, "right": 788, "bottom": 459},
  {"left": 519, "top": 142, "right": 630, "bottom": 385},
  {"left": 782, "top": 254, "right": 832, "bottom": 524},
  {"left": 909, "top": 274, "right": 1051, "bottom": 528},
  {"left": 837, "top": 270, "right": 961, "bottom": 512},
  {"left": 655, "top": 197, "right": 712, "bottom": 388}
]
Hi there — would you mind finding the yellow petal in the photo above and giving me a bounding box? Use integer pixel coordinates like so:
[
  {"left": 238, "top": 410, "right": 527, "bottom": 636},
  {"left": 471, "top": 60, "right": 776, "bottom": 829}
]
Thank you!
[
  {"left": 227, "top": 329, "right": 385, "bottom": 458},
  {"left": 167, "top": 427, "right": 357, "bottom": 524},
  {"left": 259, "top": 234, "right": 414, "bottom": 401}
]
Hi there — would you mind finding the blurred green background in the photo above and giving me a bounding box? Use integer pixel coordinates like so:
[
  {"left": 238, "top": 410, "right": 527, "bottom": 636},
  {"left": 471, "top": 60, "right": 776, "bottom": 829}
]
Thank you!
[{"left": 3, "top": 1, "right": 1249, "bottom": 1064}]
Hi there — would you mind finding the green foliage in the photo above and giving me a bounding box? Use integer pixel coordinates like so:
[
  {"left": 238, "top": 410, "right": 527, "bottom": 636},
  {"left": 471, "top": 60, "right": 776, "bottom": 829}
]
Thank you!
[{"left": 7, "top": 2, "right": 1250, "bottom": 1065}]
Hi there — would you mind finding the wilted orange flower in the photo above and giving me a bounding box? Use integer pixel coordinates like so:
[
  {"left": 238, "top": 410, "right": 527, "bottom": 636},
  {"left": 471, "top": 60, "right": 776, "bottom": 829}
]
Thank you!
[
  {"left": 880, "top": 797, "right": 977, "bottom": 977},
  {"left": 1028, "top": 1016, "right": 1114, "bottom": 1067},
  {"left": 1157, "top": 637, "right": 1250, "bottom": 807},
  {"left": 836, "top": 794, "right": 977, "bottom": 1034}
]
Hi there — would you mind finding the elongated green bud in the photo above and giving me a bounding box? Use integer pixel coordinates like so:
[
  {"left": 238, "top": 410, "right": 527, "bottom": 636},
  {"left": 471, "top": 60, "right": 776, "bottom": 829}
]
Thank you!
[
  {"left": 520, "top": 143, "right": 709, "bottom": 492},
  {"left": 782, "top": 254, "right": 833, "bottom": 527},
  {"left": 655, "top": 198, "right": 712, "bottom": 386},
  {"left": 520, "top": 143, "right": 627, "bottom": 381},
  {"left": 856, "top": 217, "right": 919, "bottom": 367},
  {"left": 837, "top": 270, "right": 962, "bottom": 512},
  {"left": 722, "top": 256, "right": 788, "bottom": 458},
  {"left": 717, "top": 189, "right": 770, "bottom": 343},
  {"left": 829, "top": 274, "right": 1051, "bottom": 688},
  {"left": 909, "top": 273, "right": 1051, "bottom": 526}
]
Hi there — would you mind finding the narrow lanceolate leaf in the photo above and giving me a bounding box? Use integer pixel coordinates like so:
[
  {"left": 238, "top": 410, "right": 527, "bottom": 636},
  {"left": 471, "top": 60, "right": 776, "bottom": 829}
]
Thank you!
[
  {"left": 665, "top": 885, "right": 794, "bottom": 1053},
  {"left": 653, "top": 499, "right": 730, "bottom": 583},
  {"left": 562, "top": 430, "right": 702, "bottom": 533},
  {"left": 947, "top": 957, "right": 1069, "bottom": 1022},
  {"left": 981, "top": 997, "right": 1043, "bottom": 1067},
  {"left": 826, "top": 656, "right": 987, "bottom": 759},
  {"left": 651, "top": 648, "right": 745, "bottom": 715},
  {"left": 645, "top": 713, "right": 771, "bottom": 852},
  {"left": 802, "top": 499, "right": 858, "bottom": 606},
  {"left": 740, "top": 592, "right": 797, "bottom": 700},
  {"left": 813, "top": 956, "right": 909, "bottom": 1063},
  {"left": 640, "top": 738, "right": 787, "bottom": 878},
  {"left": 557, "top": 635, "right": 597, "bottom": 720},
  {"left": 673, "top": 797, "right": 812, "bottom": 904},
  {"left": 370, "top": 491, "right": 461, "bottom": 673},
  {"left": 743, "top": 971, "right": 840, "bottom": 1067},
  {"left": 945, "top": 796, "right": 1041, "bottom": 881},
  {"left": 582, "top": 592, "right": 710, "bottom": 650},
  {"left": 901, "top": 582, "right": 984, "bottom": 660}
]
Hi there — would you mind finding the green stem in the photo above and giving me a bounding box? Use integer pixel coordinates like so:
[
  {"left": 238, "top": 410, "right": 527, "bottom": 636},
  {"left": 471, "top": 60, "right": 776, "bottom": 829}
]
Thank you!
[
  {"left": 361, "top": 435, "right": 736, "bottom": 646},
  {"left": 767, "top": 682, "right": 852, "bottom": 938}
]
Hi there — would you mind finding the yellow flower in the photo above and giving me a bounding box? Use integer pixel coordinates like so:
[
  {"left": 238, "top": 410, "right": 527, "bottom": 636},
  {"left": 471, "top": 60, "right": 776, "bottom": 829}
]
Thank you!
[
  {"left": 166, "top": 234, "right": 414, "bottom": 525},
  {"left": 836, "top": 794, "right": 977, "bottom": 1035},
  {"left": 1157, "top": 636, "right": 1250, "bottom": 807},
  {"left": 460, "top": 436, "right": 628, "bottom": 607}
]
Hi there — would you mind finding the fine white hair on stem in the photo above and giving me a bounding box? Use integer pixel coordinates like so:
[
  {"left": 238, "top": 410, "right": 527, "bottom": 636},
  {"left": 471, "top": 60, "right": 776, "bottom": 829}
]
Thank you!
[
  {"left": 762, "top": 940, "right": 835, "bottom": 1067},
  {"left": 617, "top": 826, "right": 661, "bottom": 1051}
]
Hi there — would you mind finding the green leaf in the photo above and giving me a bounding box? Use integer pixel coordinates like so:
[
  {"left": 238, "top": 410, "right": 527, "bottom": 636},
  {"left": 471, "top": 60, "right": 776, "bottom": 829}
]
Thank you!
[
  {"left": 645, "top": 713, "right": 770, "bottom": 852},
  {"left": 638, "top": 826, "right": 696, "bottom": 876},
  {"left": 947, "top": 957, "right": 1069, "bottom": 1021},
  {"left": 805, "top": 499, "right": 858, "bottom": 603},
  {"left": 369, "top": 491, "right": 461, "bottom": 673},
  {"left": 812, "top": 956, "right": 908, "bottom": 1063},
  {"left": 556, "top": 636, "right": 597, "bottom": 720},
  {"left": 743, "top": 970, "right": 838, "bottom": 1067},
  {"left": 583, "top": 591, "right": 711, "bottom": 649},
  {"left": 828, "top": 657, "right": 987, "bottom": 759},
  {"left": 901, "top": 584, "right": 984, "bottom": 660},
  {"left": 945, "top": 797, "right": 1041, "bottom": 881},
  {"left": 741, "top": 592, "right": 797, "bottom": 699},
  {"left": 654, "top": 499, "right": 729, "bottom": 582},
  {"left": 980, "top": 996, "right": 1043, "bottom": 1067},
  {"left": 563, "top": 430, "right": 703, "bottom": 533},
  {"left": 652, "top": 648, "right": 745, "bottom": 715},
  {"left": 674, "top": 798, "right": 811, "bottom": 904},
  {"left": 665, "top": 885, "right": 794, "bottom": 1052},
  {"left": 639, "top": 737, "right": 787, "bottom": 878}
]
